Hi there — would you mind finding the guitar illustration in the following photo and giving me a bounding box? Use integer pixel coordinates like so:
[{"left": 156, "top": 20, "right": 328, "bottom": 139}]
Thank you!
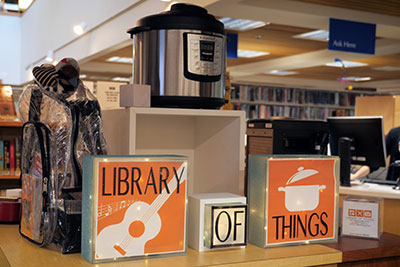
[{"left": 96, "top": 162, "right": 187, "bottom": 258}]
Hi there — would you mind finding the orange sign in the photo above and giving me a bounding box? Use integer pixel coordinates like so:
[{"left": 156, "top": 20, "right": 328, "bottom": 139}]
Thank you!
[
  {"left": 20, "top": 174, "right": 34, "bottom": 240},
  {"left": 266, "top": 158, "right": 337, "bottom": 245},
  {"left": 91, "top": 158, "right": 187, "bottom": 260}
]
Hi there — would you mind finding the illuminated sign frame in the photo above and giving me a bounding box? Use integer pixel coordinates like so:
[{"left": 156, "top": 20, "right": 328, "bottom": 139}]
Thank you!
[
  {"left": 205, "top": 204, "right": 247, "bottom": 249},
  {"left": 247, "top": 155, "right": 339, "bottom": 248},
  {"left": 81, "top": 155, "right": 188, "bottom": 263}
]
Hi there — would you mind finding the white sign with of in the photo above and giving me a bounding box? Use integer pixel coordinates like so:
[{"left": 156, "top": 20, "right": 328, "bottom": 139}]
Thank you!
[
  {"left": 204, "top": 204, "right": 247, "bottom": 248},
  {"left": 342, "top": 197, "right": 381, "bottom": 239}
]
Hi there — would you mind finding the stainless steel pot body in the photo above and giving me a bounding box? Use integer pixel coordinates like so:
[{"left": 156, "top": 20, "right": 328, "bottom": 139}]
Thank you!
[{"left": 133, "top": 29, "right": 225, "bottom": 99}]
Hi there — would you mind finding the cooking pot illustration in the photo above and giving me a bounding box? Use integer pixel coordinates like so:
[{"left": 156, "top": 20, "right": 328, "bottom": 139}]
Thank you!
[{"left": 278, "top": 167, "right": 326, "bottom": 212}]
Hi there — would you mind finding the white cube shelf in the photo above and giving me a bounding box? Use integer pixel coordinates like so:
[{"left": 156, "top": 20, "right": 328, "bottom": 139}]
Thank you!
[{"left": 102, "top": 107, "right": 246, "bottom": 195}]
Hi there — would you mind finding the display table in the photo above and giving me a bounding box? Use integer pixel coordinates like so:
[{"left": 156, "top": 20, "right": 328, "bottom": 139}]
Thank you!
[
  {"left": 3, "top": 224, "right": 400, "bottom": 266},
  {"left": 0, "top": 225, "right": 341, "bottom": 267},
  {"left": 339, "top": 183, "right": 400, "bottom": 235}
]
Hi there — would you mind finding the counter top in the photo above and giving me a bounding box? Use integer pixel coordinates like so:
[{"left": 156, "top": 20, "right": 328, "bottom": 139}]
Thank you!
[
  {"left": 325, "top": 232, "right": 400, "bottom": 264},
  {"left": 339, "top": 182, "right": 400, "bottom": 200},
  {"left": 0, "top": 225, "right": 341, "bottom": 267}
]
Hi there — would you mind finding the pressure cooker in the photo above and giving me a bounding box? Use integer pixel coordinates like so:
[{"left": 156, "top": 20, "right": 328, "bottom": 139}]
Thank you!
[{"left": 127, "top": 3, "right": 226, "bottom": 109}]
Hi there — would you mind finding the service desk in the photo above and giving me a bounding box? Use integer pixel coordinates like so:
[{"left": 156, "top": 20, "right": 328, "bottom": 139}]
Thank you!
[{"left": 339, "top": 183, "right": 400, "bottom": 236}]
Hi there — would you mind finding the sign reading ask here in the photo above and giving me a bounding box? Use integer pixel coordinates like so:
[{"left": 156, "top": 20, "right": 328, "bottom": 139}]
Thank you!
[{"left": 329, "top": 18, "right": 376, "bottom": 55}]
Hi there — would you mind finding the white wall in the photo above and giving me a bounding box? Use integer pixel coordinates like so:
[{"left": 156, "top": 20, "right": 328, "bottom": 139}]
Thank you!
[
  {"left": 0, "top": 16, "right": 21, "bottom": 85},
  {"left": 19, "top": 0, "right": 146, "bottom": 83},
  {"left": 6, "top": 0, "right": 217, "bottom": 85}
]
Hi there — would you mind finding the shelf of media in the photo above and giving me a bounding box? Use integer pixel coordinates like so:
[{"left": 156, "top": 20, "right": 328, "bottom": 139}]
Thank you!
[
  {"left": 230, "top": 84, "right": 362, "bottom": 120},
  {"left": 232, "top": 100, "right": 354, "bottom": 110}
]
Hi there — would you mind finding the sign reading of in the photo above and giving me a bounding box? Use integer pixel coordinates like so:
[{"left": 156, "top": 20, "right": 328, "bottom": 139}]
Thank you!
[
  {"left": 204, "top": 204, "right": 247, "bottom": 248},
  {"left": 82, "top": 155, "right": 188, "bottom": 263}
]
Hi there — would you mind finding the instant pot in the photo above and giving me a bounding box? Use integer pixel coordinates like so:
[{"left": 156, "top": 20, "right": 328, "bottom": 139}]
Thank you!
[{"left": 127, "top": 3, "right": 226, "bottom": 109}]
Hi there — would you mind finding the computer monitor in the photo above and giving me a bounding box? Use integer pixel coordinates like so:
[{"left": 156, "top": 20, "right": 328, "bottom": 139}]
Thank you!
[
  {"left": 327, "top": 116, "right": 387, "bottom": 187},
  {"left": 247, "top": 118, "right": 329, "bottom": 155},
  {"left": 272, "top": 119, "right": 329, "bottom": 155}
]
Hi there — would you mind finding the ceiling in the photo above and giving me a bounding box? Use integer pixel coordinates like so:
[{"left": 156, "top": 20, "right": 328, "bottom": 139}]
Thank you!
[{"left": 79, "top": 0, "right": 400, "bottom": 93}]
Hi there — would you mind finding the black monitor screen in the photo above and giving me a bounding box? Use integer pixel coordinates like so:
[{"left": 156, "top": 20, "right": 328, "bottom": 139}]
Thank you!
[
  {"left": 328, "top": 116, "right": 387, "bottom": 169},
  {"left": 272, "top": 119, "right": 329, "bottom": 155}
]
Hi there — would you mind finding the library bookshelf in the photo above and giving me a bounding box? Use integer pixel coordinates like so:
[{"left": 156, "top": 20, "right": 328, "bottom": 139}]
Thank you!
[
  {"left": 231, "top": 84, "right": 368, "bottom": 120},
  {"left": 0, "top": 121, "right": 22, "bottom": 186}
]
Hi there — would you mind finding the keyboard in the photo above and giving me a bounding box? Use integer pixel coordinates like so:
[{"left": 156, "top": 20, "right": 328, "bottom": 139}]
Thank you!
[{"left": 359, "top": 177, "right": 398, "bottom": 186}]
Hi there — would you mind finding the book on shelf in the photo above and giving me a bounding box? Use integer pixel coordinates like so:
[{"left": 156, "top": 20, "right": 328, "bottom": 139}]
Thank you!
[
  {"left": 15, "top": 138, "right": 21, "bottom": 174},
  {"left": 4, "top": 140, "right": 9, "bottom": 172},
  {"left": 9, "top": 140, "right": 15, "bottom": 172},
  {"left": 0, "top": 137, "right": 22, "bottom": 177},
  {"left": 0, "top": 140, "right": 3, "bottom": 171}
]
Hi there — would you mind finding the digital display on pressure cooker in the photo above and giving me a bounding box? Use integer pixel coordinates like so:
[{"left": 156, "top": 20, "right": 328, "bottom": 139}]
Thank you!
[{"left": 200, "top": 40, "right": 215, "bottom": 62}]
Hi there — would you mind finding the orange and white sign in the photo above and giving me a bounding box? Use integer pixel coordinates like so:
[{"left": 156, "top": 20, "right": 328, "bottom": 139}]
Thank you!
[
  {"left": 266, "top": 158, "right": 338, "bottom": 245},
  {"left": 82, "top": 156, "right": 188, "bottom": 262},
  {"left": 342, "top": 197, "right": 381, "bottom": 239}
]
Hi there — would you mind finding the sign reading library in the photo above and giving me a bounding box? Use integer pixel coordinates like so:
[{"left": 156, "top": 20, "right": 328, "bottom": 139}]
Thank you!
[
  {"left": 267, "top": 158, "right": 338, "bottom": 245},
  {"left": 329, "top": 18, "right": 376, "bottom": 55},
  {"left": 82, "top": 155, "right": 188, "bottom": 263}
]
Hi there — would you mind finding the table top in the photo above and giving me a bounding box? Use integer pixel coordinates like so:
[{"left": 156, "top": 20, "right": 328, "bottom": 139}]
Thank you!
[
  {"left": 0, "top": 224, "right": 341, "bottom": 267},
  {"left": 2, "top": 224, "right": 400, "bottom": 266}
]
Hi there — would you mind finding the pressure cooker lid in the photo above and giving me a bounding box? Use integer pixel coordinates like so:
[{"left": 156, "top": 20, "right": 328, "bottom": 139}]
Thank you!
[{"left": 127, "top": 3, "right": 225, "bottom": 36}]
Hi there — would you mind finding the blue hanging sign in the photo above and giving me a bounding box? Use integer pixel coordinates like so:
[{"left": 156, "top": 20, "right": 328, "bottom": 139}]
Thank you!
[
  {"left": 226, "top": 33, "right": 238, "bottom": 59},
  {"left": 329, "top": 18, "right": 376, "bottom": 55}
]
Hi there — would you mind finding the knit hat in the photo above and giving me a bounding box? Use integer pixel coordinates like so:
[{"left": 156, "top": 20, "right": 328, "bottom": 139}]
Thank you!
[{"left": 32, "top": 64, "right": 58, "bottom": 88}]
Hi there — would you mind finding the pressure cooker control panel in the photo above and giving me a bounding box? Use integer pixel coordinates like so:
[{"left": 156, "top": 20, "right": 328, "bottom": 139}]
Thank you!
[{"left": 184, "top": 33, "right": 223, "bottom": 82}]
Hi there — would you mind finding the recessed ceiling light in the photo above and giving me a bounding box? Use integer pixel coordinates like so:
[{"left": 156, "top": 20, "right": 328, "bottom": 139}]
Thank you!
[
  {"left": 112, "top": 77, "right": 130, "bottom": 82},
  {"left": 219, "top": 17, "right": 268, "bottom": 31},
  {"left": 325, "top": 60, "right": 368, "bottom": 68},
  {"left": 266, "top": 70, "right": 298, "bottom": 76},
  {"left": 293, "top": 30, "right": 329, "bottom": 41},
  {"left": 3, "top": 3, "right": 19, "bottom": 11},
  {"left": 237, "top": 50, "right": 270, "bottom": 58},
  {"left": 342, "top": 76, "right": 371, "bottom": 82},
  {"left": 372, "top": 66, "right": 400, "bottom": 71},
  {"left": 106, "top": 56, "right": 133, "bottom": 63},
  {"left": 79, "top": 74, "right": 87, "bottom": 79}
]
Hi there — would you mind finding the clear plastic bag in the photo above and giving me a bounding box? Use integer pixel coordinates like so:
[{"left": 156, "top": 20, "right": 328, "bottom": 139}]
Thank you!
[{"left": 18, "top": 80, "right": 107, "bottom": 253}]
